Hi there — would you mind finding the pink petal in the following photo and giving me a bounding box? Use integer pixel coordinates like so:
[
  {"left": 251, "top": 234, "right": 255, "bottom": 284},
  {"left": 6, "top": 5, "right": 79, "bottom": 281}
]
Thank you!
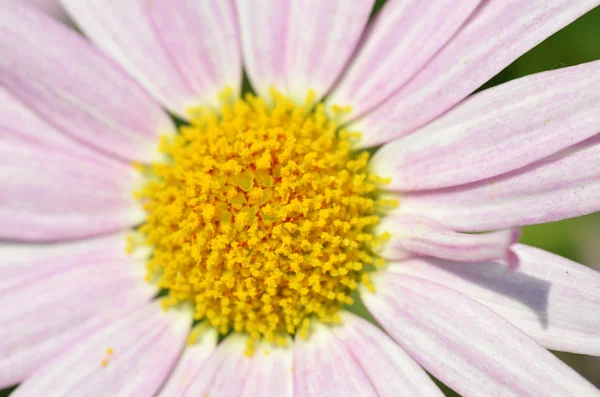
[
  {"left": 328, "top": 0, "right": 479, "bottom": 118},
  {"left": 181, "top": 334, "right": 252, "bottom": 396},
  {"left": 395, "top": 134, "right": 600, "bottom": 231},
  {"left": 0, "top": 141, "right": 144, "bottom": 241},
  {"left": 0, "top": 233, "right": 156, "bottom": 388},
  {"left": 17, "top": 0, "right": 69, "bottom": 23},
  {"left": 387, "top": 244, "right": 600, "bottom": 355},
  {"left": 145, "top": 0, "right": 242, "bottom": 109},
  {"left": 0, "top": 86, "right": 84, "bottom": 151},
  {"left": 12, "top": 302, "right": 192, "bottom": 397},
  {"left": 0, "top": 2, "right": 174, "bottom": 163},
  {"left": 372, "top": 60, "right": 600, "bottom": 190},
  {"left": 294, "top": 322, "right": 378, "bottom": 397},
  {"left": 376, "top": 214, "right": 520, "bottom": 268},
  {"left": 241, "top": 340, "right": 293, "bottom": 397},
  {"left": 0, "top": 86, "right": 138, "bottom": 171},
  {"left": 156, "top": 325, "right": 218, "bottom": 397},
  {"left": 363, "top": 274, "right": 600, "bottom": 397},
  {"left": 234, "top": 0, "right": 289, "bottom": 99},
  {"left": 236, "top": 0, "right": 373, "bottom": 101},
  {"left": 333, "top": 311, "right": 444, "bottom": 397},
  {"left": 62, "top": 0, "right": 241, "bottom": 116},
  {"left": 355, "top": 0, "right": 600, "bottom": 148}
]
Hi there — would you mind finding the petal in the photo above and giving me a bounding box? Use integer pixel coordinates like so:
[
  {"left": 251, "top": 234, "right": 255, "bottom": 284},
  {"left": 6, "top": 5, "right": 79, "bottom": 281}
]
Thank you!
[
  {"left": 375, "top": 214, "right": 520, "bottom": 268},
  {"left": 20, "top": 0, "right": 69, "bottom": 23},
  {"left": 240, "top": 340, "right": 293, "bottom": 397},
  {"left": 0, "top": 141, "right": 144, "bottom": 241},
  {"left": 0, "top": 86, "right": 83, "bottom": 151},
  {"left": 180, "top": 334, "right": 252, "bottom": 396},
  {"left": 394, "top": 134, "right": 600, "bottom": 231},
  {"left": 0, "top": 86, "right": 136, "bottom": 168},
  {"left": 236, "top": 0, "right": 373, "bottom": 101},
  {"left": 372, "top": 60, "right": 600, "bottom": 190},
  {"left": 0, "top": 233, "right": 156, "bottom": 388},
  {"left": 363, "top": 273, "right": 600, "bottom": 397},
  {"left": 355, "top": 0, "right": 600, "bottom": 148},
  {"left": 328, "top": 0, "right": 479, "bottom": 117},
  {"left": 156, "top": 324, "right": 218, "bottom": 397},
  {"left": 145, "top": 0, "right": 241, "bottom": 108},
  {"left": 0, "top": 2, "right": 174, "bottom": 163},
  {"left": 387, "top": 244, "right": 600, "bottom": 355},
  {"left": 12, "top": 302, "right": 192, "bottom": 397},
  {"left": 234, "top": 0, "right": 289, "bottom": 98},
  {"left": 294, "top": 322, "right": 378, "bottom": 397},
  {"left": 333, "top": 311, "right": 444, "bottom": 397},
  {"left": 62, "top": 0, "right": 241, "bottom": 116}
]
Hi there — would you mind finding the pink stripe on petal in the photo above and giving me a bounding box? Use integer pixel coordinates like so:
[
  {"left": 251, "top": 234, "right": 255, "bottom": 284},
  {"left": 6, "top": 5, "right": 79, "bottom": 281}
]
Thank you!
[
  {"left": 241, "top": 340, "right": 293, "bottom": 397},
  {"left": 363, "top": 274, "right": 600, "bottom": 397},
  {"left": 12, "top": 302, "right": 192, "bottom": 397},
  {"left": 328, "top": 0, "right": 479, "bottom": 118},
  {"left": 372, "top": 60, "right": 600, "bottom": 190},
  {"left": 395, "top": 134, "right": 600, "bottom": 231},
  {"left": 181, "top": 334, "right": 252, "bottom": 397},
  {"left": 356, "top": 0, "right": 600, "bottom": 148},
  {"left": 333, "top": 312, "right": 444, "bottom": 397},
  {"left": 236, "top": 0, "right": 373, "bottom": 102},
  {"left": 0, "top": 2, "right": 174, "bottom": 163},
  {"left": 0, "top": 87, "right": 144, "bottom": 177},
  {"left": 0, "top": 87, "right": 101, "bottom": 157},
  {"left": 145, "top": 0, "right": 242, "bottom": 109},
  {"left": 387, "top": 244, "right": 600, "bottom": 355},
  {"left": 294, "top": 322, "right": 378, "bottom": 397},
  {"left": 235, "top": 0, "right": 290, "bottom": 99},
  {"left": 156, "top": 325, "right": 218, "bottom": 397},
  {"left": 0, "top": 233, "right": 157, "bottom": 387},
  {"left": 0, "top": 141, "right": 144, "bottom": 241},
  {"left": 60, "top": 0, "right": 215, "bottom": 118},
  {"left": 376, "top": 215, "right": 520, "bottom": 268},
  {"left": 284, "top": 0, "right": 373, "bottom": 103}
]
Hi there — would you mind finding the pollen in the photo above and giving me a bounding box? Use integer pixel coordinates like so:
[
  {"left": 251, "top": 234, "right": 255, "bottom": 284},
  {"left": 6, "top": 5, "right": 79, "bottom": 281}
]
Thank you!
[{"left": 135, "top": 89, "right": 393, "bottom": 344}]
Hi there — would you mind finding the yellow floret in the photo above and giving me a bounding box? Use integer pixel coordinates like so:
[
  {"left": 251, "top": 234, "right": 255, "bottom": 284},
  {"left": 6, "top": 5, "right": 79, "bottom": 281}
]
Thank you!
[{"left": 135, "top": 89, "right": 394, "bottom": 345}]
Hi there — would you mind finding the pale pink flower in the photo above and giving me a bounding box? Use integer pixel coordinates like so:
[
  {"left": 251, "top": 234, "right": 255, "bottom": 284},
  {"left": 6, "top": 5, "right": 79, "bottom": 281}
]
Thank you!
[{"left": 1, "top": 1, "right": 600, "bottom": 396}]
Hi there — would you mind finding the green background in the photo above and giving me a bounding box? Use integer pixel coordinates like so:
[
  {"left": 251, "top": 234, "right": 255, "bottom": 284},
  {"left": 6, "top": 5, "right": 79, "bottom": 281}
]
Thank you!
[{"left": 2, "top": 3, "right": 600, "bottom": 396}]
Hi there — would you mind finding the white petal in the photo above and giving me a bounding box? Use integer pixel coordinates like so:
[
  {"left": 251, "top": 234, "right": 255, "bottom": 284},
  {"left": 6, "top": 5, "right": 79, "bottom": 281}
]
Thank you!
[
  {"left": 294, "top": 322, "right": 378, "bottom": 397},
  {"left": 236, "top": 0, "right": 373, "bottom": 101},
  {"left": 241, "top": 339, "right": 294, "bottom": 397},
  {"left": 372, "top": 60, "right": 600, "bottom": 190},
  {"left": 355, "top": 0, "right": 600, "bottom": 147},
  {"left": 375, "top": 214, "right": 520, "bottom": 267},
  {"left": 387, "top": 244, "right": 600, "bottom": 355},
  {"left": 156, "top": 324, "right": 218, "bottom": 397},
  {"left": 394, "top": 135, "right": 600, "bottom": 231},
  {"left": 62, "top": 0, "right": 241, "bottom": 117},
  {"left": 363, "top": 273, "right": 600, "bottom": 397},
  {"left": 13, "top": 302, "right": 192, "bottom": 397},
  {"left": 328, "top": 0, "right": 479, "bottom": 117},
  {"left": 334, "top": 311, "right": 444, "bottom": 397},
  {"left": 0, "top": 233, "right": 156, "bottom": 388},
  {"left": 1, "top": 1, "right": 174, "bottom": 163},
  {"left": 181, "top": 334, "right": 252, "bottom": 396},
  {"left": 0, "top": 141, "right": 144, "bottom": 241}
]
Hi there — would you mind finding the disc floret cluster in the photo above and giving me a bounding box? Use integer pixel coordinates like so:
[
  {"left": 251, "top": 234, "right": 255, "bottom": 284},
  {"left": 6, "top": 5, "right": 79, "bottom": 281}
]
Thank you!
[{"left": 134, "top": 90, "right": 393, "bottom": 348}]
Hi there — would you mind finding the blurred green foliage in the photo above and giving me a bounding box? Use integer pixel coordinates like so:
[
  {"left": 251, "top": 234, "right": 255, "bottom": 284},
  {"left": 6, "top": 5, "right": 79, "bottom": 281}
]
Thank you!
[{"left": 2, "top": 4, "right": 599, "bottom": 397}]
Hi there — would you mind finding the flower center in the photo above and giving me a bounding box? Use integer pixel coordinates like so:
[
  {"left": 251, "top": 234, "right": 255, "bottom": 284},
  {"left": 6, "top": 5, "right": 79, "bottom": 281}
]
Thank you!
[{"left": 132, "top": 89, "right": 394, "bottom": 349}]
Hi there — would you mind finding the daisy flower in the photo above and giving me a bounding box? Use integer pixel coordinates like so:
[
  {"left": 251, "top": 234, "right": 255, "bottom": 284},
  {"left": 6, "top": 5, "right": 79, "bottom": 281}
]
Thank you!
[{"left": 1, "top": 1, "right": 600, "bottom": 396}]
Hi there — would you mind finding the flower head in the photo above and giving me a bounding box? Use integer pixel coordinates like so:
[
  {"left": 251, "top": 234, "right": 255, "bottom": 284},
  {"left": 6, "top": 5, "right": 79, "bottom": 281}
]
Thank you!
[{"left": 1, "top": 1, "right": 600, "bottom": 396}]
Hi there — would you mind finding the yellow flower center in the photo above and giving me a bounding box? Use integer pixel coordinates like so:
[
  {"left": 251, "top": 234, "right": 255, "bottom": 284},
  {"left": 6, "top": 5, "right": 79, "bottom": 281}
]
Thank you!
[{"left": 132, "top": 89, "right": 394, "bottom": 349}]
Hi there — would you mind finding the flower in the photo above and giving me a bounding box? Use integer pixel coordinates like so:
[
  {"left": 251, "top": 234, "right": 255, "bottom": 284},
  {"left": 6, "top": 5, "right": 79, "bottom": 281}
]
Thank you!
[{"left": 1, "top": 0, "right": 600, "bottom": 396}]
